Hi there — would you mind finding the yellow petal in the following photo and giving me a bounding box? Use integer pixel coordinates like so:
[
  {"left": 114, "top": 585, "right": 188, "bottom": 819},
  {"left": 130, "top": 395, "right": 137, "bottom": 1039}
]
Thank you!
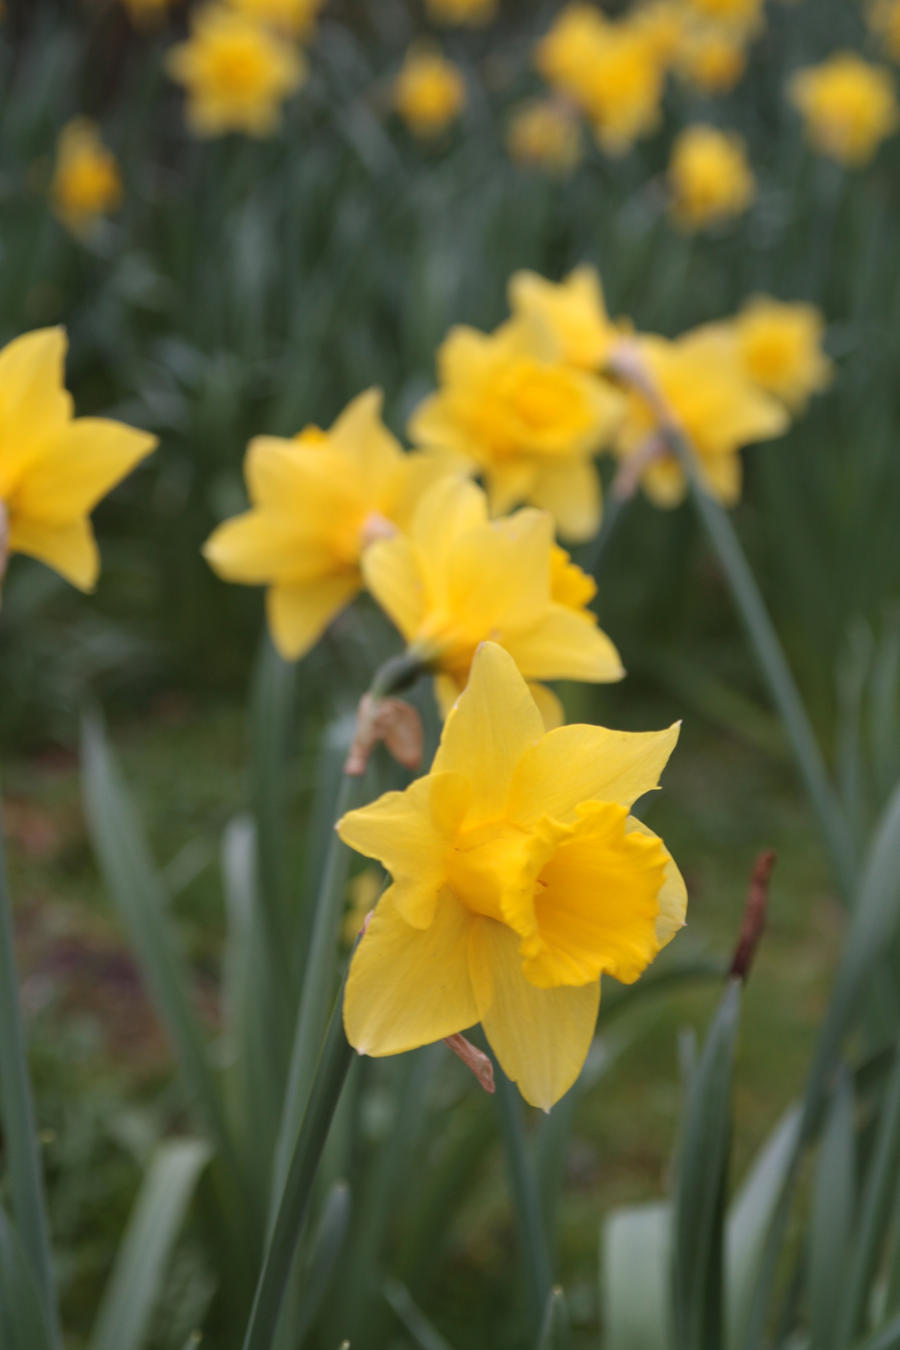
[
  {"left": 11, "top": 418, "right": 156, "bottom": 524},
  {"left": 506, "top": 605, "right": 624, "bottom": 682},
  {"left": 528, "top": 458, "right": 602, "bottom": 542},
  {"left": 410, "top": 475, "right": 487, "bottom": 588},
  {"left": 468, "top": 918, "right": 599, "bottom": 1110},
  {"left": 344, "top": 888, "right": 479, "bottom": 1056},
  {"left": 508, "top": 722, "right": 681, "bottom": 825},
  {"left": 627, "top": 816, "right": 688, "bottom": 949},
  {"left": 204, "top": 511, "right": 330, "bottom": 584},
  {"left": 266, "top": 573, "right": 360, "bottom": 660},
  {"left": 528, "top": 682, "right": 565, "bottom": 731},
  {"left": 483, "top": 459, "right": 541, "bottom": 517},
  {"left": 432, "top": 642, "right": 544, "bottom": 822},
  {"left": 445, "top": 509, "right": 554, "bottom": 633},
  {"left": 8, "top": 514, "right": 99, "bottom": 591},
  {"left": 0, "top": 328, "right": 73, "bottom": 497},
  {"left": 329, "top": 388, "right": 403, "bottom": 500},
  {"left": 337, "top": 773, "right": 468, "bottom": 929},
  {"left": 361, "top": 533, "right": 425, "bottom": 642}
]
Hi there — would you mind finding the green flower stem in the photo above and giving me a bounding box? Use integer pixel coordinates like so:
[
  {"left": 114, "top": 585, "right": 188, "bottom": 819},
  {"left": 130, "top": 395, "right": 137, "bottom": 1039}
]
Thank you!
[
  {"left": 0, "top": 800, "right": 61, "bottom": 1348},
  {"left": 242, "top": 991, "right": 354, "bottom": 1350},
  {"left": 578, "top": 487, "right": 632, "bottom": 581},
  {"left": 271, "top": 649, "right": 428, "bottom": 1206},
  {"left": 494, "top": 1068, "right": 555, "bottom": 1336},
  {"left": 665, "top": 425, "right": 858, "bottom": 900}
]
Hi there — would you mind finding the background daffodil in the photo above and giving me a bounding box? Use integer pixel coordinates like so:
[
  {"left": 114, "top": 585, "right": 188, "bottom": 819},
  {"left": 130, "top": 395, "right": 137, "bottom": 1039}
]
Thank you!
[
  {"left": 362, "top": 476, "right": 624, "bottom": 720},
  {"left": 788, "top": 51, "right": 899, "bottom": 167},
  {"left": 409, "top": 319, "right": 623, "bottom": 541},
  {"left": 507, "top": 265, "right": 618, "bottom": 372},
  {"left": 701, "top": 296, "right": 833, "bottom": 413},
  {"left": 51, "top": 119, "right": 122, "bottom": 237},
  {"left": 0, "top": 328, "right": 156, "bottom": 593},
  {"left": 338, "top": 642, "right": 686, "bottom": 1111},
  {"left": 203, "top": 389, "right": 444, "bottom": 661}
]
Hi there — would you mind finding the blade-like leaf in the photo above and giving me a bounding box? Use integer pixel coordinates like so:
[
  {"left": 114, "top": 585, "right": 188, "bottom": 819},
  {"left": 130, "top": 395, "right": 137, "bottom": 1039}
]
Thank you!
[
  {"left": 602, "top": 1203, "right": 671, "bottom": 1350},
  {"left": 672, "top": 979, "right": 741, "bottom": 1350},
  {"left": 295, "top": 1181, "right": 353, "bottom": 1342},
  {"left": 808, "top": 1068, "right": 855, "bottom": 1350},
  {"left": 383, "top": 1278, "right": 455, "bottom": 1350},
  {"left": 90, "top": 1139, "right": 210, "bottom": 1350},
  {"left": 0, "top": 1203, "right": 57, "bottom": 1350},
  {"left": 535, "top": 1286, "right": 570, "bottom": 1350}
]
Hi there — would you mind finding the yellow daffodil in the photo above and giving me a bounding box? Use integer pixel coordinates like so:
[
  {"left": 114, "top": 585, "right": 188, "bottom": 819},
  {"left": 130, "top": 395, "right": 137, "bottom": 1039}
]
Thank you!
[
  {"left": 632, "top": 1, "right": 687, "bottom": 65},
  {"left": 730, "top": 297, "right": 832, "bottom": 412},
  {"left": 685, "top": 0, "right": 763, "bottom": 32},
  {"left": 338, "top": 641, "right": 686, "bottom": 1110},
  {"left": 613, "top": 330, "right": 789, "bottom": 507},
  {"left": 362, "top": 476, "right": 623, "bottom": 719},
  {"left": 506, "top": 100, "right": 582, "bottom": 175},
  {"left": 227, "top": 0, "right": 323, "bottom": 37},
  {"left": 668, "top": 123, "right": 755, "bottom": 230},
  {"left": 166, "top": 5, "right": 305, "bottom": 138},
  {"left": 203, "top": 390, "right": 444, "bottom": 661},
  {"left": 426, "top": 0, "right": 497, "bottom": 25},
  {"left": 507, "top": 265, "right": 618, "bottom": 373},
  {"left": 869, "top": 0, "right": 900, "bottom": 64},
  {"left": 51, "top": 119, "right": 122, "bottom": 237},
  {"left": 0, "top": 329, "right": 156, "bottom": 591},
  {"left": 676, "top": 25, "right": 747, "bottom": 94},
  {"left": 409, "top": 319, "right": 623, "bottom": 541},
  {"left": 536, "top": 5, "right": 666, "bottom": 154},
  {"left": 788, "top": 52, "right": 899, "bottom": 167},
  {"left": 392, "top": 46, "right": 465, "bottom": 137}
]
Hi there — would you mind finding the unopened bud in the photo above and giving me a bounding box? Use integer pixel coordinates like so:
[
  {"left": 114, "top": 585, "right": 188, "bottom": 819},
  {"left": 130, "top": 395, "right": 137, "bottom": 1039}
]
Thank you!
[{"left": 345, "top": 693, "right": 424, "bottom": 777}]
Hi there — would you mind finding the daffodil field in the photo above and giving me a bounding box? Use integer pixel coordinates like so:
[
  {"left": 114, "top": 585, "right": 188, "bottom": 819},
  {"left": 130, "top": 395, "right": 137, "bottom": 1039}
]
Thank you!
[{"left": 2, "top": 0, "right": 900, "bottom": 1347}]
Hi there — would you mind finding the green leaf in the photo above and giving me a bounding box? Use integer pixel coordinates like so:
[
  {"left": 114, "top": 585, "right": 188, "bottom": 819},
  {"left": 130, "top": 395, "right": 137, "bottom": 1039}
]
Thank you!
[
  {"left": 726, "top": 1105, "right": 802, "bottom": 1350},
  {"left": 602, "top": 1203, "right": 671, "bottom": 1350},
  {"left": 0, "top": 1204, "right": 57, "bottom": 1350},
  {"left": 294, "top": 1181, "right": 352, "bottom": 1342},
  {"left": 383, "top": 1277, "right": 455, "bottom": 1350},
  {"left": 80, "top": 711, "right": 241, "bottom": 1189},
  {"left": 856, "top": 1311, "right": 900, "bottom": 1350},
  {"left": 89, "top": 1138, "right": 210, "bottom": 1350},
  {"left": 535, "top": 1286, "right": 570, "bottom": 1350},
  {"left": 672, "top": 979, "right": 741, "bottom": 1350},
  {"left": 808, "top": 1068, "right": 855, "bottom": 1350}
]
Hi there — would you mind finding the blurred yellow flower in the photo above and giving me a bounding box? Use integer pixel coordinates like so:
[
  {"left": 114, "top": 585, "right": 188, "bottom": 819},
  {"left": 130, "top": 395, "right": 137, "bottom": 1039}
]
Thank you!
[
  {"left": 614, "top": 329, "right": 789, "bottom": 506},
  {"left": 536, "top": 5, "right": 666, "bottom": 154},
  {"left": 426, "top": 0, "right": 497, "bottom": 25},
  {"left": 203, "top": 390, "right": 444, "bottom": 661},
  {"left": 668, "top": 123, "right": 755, "bottom": 229},
  {"left": 789, "top": 52, "right": 899, "bottom": 167},
  {"left": 409, "top": 319, "right": 623, "bottom": 540},
  {"left": 0, "top": 329, "right": 156, "bottom": 591},
  {"left": 121, "top": 0, "right": 175, "bottom": 24},
  {"left": 392, "top": 47, "right": 465, "bottom": 136},
  {"left": 338, "top": 641, "right": 685, "bottom": 1110},
  {"left": 869, "top": 0, "right": 900, "bottom": 63},
  {"left": 227, "top": 0, "right": 323, "bottom": 37},
  {"left": 507, "top": 265, "right": 617, "bottom": 372},
  {"left": 362, "top": 476, "right": 623, "bottom": 716},
  {"left": 507, "top": 100, "right": 582, "bottom": 175},
  {"left": 677, "top": 26, "right": 747, "bottom": 94},
  {"left": 51, "top": 119, "right": 122, "bottom": 236},
  {"left": 632, "top": 1, "right": 687, "bottom": 65},
  {"left": 732, "top": 297, "right": 832, "bottom": 412},
  {"left": 166, "top": 5, "right": 305, "bottom": 137},
  {"left": 685, "top": 0, "right": 763, "bottom": 32}
]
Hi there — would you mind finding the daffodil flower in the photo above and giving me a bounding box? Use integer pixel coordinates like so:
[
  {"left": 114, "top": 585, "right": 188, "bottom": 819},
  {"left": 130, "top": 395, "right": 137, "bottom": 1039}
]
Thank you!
[
  {"left": 789, "top": 52, "right": 899, "bottom": 167},
  {"left": 203, "top": 389, "right": 445, "bottom": 661},
  {"left": 507, "top": 266, "right": 619, "bottom": 372},
  {"left": 338, "top": 641, "right": 686, "bottom": 1110},
  {"left": 0, "top": 328, "right": 156, "bottom": 593},
  {"left": 697, "top": 297, "right": 833, "bottom": 414},
  {"left": 362, "top": 476, "right": 623, "bottom": 722}
]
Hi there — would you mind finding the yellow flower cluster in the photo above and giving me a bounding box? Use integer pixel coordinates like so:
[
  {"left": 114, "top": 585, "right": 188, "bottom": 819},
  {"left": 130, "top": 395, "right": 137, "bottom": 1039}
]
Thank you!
[
  {"left": 789, "top": 52, "right": 899, "bottom": 167},
  {"left": 869, "top": 0, "right": 900, "bottom": 65},
  {"left": 392, "top": 46, "right": 466, "bottom": 136},
  {"left": 667, "top": 124, "right": 755, "bottom": 230},
  {"left": 51, "top": 119, "right": 122, "bottom": 237},
  {"left": 506, "top": 100, "right": 582, "bottom": 175},
  {"left": 166, "top": 1, "right": 314, "bottom": 137}
]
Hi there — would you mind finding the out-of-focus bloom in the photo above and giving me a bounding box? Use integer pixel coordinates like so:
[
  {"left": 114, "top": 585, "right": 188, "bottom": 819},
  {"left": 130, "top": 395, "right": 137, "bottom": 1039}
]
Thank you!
[
  {"left": 362, "top": 476, "right": 623, "bottom": 716},
  {"left": 227, "top": 0, "right": 323, "bottom": 38},
  {"left": 51, "top": 120, "right": 122, "bottom": 236},
  {"left": 426, "top": 0, "right": 497, "bottom": 25},
  {"left": 409, "top": 320, "right": 623, "bottom": 541},
  {"left": 392, "top": 46, "right": 465, "bottom": 136},
  {"left": 203, "top": 390, "right": 444, "bottom": 660},
  {"left": 788, "top": 52, "right": 899, "bottom": 167},
  {"left": 668, "top": 124, "right": 755, "bottom": 229},
  {"left": 508, "top": 266, "right": 618, "bottom": 372},
  {"left": 166, "top": 5, "right": 305, "bottom": 137},
  {"left": 869, "top": 0, "right": 900, "bottom": 63},
  {"left": 676, "top": 25, "right": 747, "bottom": 94},
  {"left": 343, "top": 868, "right": 382, "bottom": 946},
  {"left": 507, "top": 100, "right": 582, "bottom": 175},
  {"left": 0, "top": 329, "right": 156, "bottom": 591},
  {"left": 613, "top": 329, "right": 789, "bottom": 506},
  {"left": 536, "top": 5, "right": 666, "bottom": 154},
  {"left": 729, "top": 297, "right": 832, "bottom": 412},
  {"left": 632, "top": 1, "right": 687, "bottom": 65},
  {"left": 684, "top": 0, "right": 764, "bottom": 32},
  {"left": 338, "top": 641, "right": 686, "bottom": 1110},
  {"left": 121, "top": 0, "right": 176, "bottom": 25}
]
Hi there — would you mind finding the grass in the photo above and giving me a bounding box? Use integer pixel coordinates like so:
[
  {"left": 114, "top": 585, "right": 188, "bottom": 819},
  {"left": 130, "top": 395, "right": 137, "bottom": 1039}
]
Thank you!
[{"left": 3, "top": 669, "right": 838, "bottom": 1346}]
